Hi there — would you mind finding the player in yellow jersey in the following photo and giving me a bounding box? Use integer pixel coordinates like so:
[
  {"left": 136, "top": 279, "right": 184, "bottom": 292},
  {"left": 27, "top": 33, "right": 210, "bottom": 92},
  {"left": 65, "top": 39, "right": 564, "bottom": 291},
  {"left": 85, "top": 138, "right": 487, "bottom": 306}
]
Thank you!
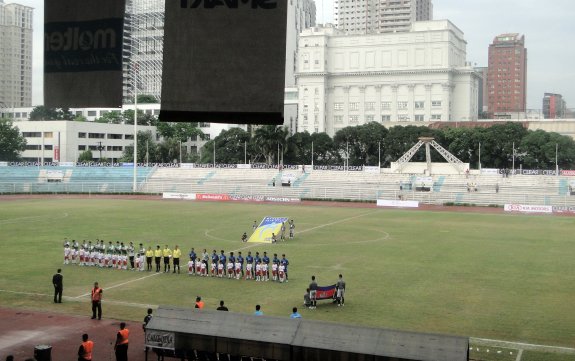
[
  {"left": 162, "top": 244, "right": 172, "bottom": 273},
  {"left": 172, "top": 245, "right": 182, "bottom": 274}
]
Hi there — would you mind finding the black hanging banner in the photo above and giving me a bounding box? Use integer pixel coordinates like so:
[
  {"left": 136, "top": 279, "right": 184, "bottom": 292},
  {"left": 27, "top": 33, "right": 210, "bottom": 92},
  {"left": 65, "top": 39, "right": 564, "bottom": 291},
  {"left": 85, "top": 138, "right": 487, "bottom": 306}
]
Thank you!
[
  {"left": 160, "top": 0, "right": 288, "bottom": 125},
  {"left": 44, "top": 0, "right": 125, "bottom": 108}
]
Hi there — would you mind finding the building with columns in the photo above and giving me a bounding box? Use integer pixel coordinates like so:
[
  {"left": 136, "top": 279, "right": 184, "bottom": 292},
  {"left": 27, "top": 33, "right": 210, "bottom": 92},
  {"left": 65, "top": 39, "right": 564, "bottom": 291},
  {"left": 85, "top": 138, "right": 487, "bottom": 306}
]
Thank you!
[{"left": 296, "top": 21, "right": 480, "bottom": 136}]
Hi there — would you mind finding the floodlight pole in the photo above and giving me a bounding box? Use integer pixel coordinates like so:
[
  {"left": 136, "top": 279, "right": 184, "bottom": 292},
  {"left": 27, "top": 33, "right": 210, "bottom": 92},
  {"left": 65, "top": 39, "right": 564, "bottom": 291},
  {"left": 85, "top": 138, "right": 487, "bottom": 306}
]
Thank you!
[
  {"left": 478, "top": 142, "right": 481, "bottom": 170},
  {"left": 556, "top": 143, "right": 559, "bottom": 177},
  {"left": 244, "top": 141, "right": 247, "bottom": 165},
  {"left": 512, "top": 142, "right": 515, "bottom": 176},
  {"left": 132, "top": 64, "right": 138, "bottom": 192},
  {"left": 378, "top": 141, "right": 381, "bottom": 168},
  {"left": 311, "top": 141, "right": 314, "bottom": 168}
]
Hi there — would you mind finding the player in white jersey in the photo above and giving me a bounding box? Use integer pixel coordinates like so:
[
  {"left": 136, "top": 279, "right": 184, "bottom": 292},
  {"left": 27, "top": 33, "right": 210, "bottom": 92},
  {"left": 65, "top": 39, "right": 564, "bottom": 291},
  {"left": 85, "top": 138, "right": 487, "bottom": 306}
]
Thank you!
[
  {"left": 278, "top": 264, "right": 286, "bottom": 283},
  {"left": 271, "top": 263, "right": 278, "bottom": 281},
  {"left": 227, "top": 261, "right": 234, "bottom": 278},
  {"left": 234, "top": 261, "right": 241, "bottom": 279},
  {"left": 112, "top": 252, "right": 118, "bottom": 268},
  {"left": 187, "top": 257, "right": 194, "bottom": 275},
  {"left": 139, "top": 253, "right": 146, "bottom": 271},
  {"left": 72, "top": 240, "right": 79, "bottom": 264},
  {"left": 245, "top": 262, "right": 253, "bottom": 280},
  {"left": 255, "top": 262, "right": 262, "bottom": 282},
  {"left": 262, "top": 263, "right": 269, "bottom": 281},
  {"left": 135, "top": 253, "right": 141, "bottom": 270},
  {"left": 103, "top": 252, "right": 110, "bottom": 268},
  {"left": 63, "top": 245, "right": 71, "bottom": 265},
  {"left": 211, "top": 261, "right": 217, "bottom": 276},
  {"left": 195, "top": 260, "right": 202, "bottom": 275},
  {"left": 217, "top": 262, "right": 224, "bottom": 277},
  {"left": 200, "top": 260, "right": 207, "bottom": 276},
  {"left": 78, "top": 247, "right": 85, "bottom": 266}
]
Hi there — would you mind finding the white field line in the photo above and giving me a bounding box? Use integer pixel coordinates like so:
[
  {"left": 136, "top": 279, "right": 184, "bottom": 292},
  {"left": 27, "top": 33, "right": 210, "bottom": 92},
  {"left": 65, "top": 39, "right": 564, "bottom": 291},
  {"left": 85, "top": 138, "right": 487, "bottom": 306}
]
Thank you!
[
  {"left": 0, "top": 212, "right": 68, "bottom": 225},
  {"left": 74, "top": 272, "right": 160, "bottom": 298},
  {"left": 515, "top": 349, "right": 523, "bottom": 361},
  {"left": 214, "top": 211, "right": 379, "bottom": 254},
  {"left": 297, "top": 211, "right": 378, "bottom": 235},
  {"left": 0, "top": 289, "right": 155, "bottom": 309},
  {"left": 471, "top": 337, "right": 575, "bottom": 355}
]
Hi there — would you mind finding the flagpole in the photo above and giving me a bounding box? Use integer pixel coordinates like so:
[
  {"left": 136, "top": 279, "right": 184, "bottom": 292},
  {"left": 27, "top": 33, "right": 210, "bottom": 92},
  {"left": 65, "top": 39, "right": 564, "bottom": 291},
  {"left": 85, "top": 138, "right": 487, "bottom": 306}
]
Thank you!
[
  {"left": 512, "top": 142, "right": 515, "bottom": 175},
  {"left": 378, "top": 141, "right": 381, "bottom": 168},
  {"left": 244, "top": 141, "right": 247, "bottom": 165},
  {"left": 478, "top": 141, "right": 481, "bottom": 170},
  {"left": 213, "top": 142, "right": 216, "bottom": 167},
  {"left": 556, "top": 143, "right": 559, "bottom": 177},
  {"left": 311, "top": 141, "right": 314, "bottom": 168}
]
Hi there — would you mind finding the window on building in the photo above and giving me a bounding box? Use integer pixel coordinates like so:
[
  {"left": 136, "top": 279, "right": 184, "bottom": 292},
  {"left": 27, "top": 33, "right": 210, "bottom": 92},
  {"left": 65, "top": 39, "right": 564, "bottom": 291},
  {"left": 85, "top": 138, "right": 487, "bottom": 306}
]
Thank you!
[
  {"left": 87, "top": 111, "right": 97, "bottom": 117},
  {"left": 78, "top": 132, "right": 86, "bottom": 138},
  {"left": 398, "top": 115, "right": 410, "bottom": 121},
  {"left": 202, "top": 134, "right": 211, "bottom": 141},
  {"left": 349, "top": 102, "right": 359, "bottom": 111},
  {"left": 334, "top": 102, "right": 344, "bottom": 110},
  {"left": 25, "top": 144, "right": 41, "bottom": 150},
  {"left": 415, "top": 115, "right": 425, "bottom": 122},
  {"left": 381, "top": 115, "right": 391, "bottom": 122},
  {"left": 191, "top": 146, "right": 198, "bottom": 154},
  {"left": 366, "top": 115, "right": 375, "bottom": 122},
  {"left": 397, "top": 101, "right": 408, "bottom": 109},
  {"left": 431, "top": 100, "right": 442, "bottom": 107},
  {"left": 381, "top": 102, "right": 391, "bottom": 109},
  {"left": 23, "top": 132, "right": 41, "bottom": 138},
  {"left": 199, "top": 122, "right": 210, "bottom": 128},
  {"left": 414, "top": 101, "right": 425, "bottom": 109},
  {"left": 349, "top": 115, "right": 359, "bottom": 123},
  {"left": 78, "top": 145, "right": 86, "bottom": 151},
  {"left": 365, "top": 102, "right": 375, "bottom": 111},
  {"left": 107, "top": 133, "right": 122, "bottom": 139},
  {"left": 125, "top": 134, "right": 134, "bottom": 140},
  {"left": 334, "top": 116, "right": 343, "bottom": 124},
  {"left": 88, "top": 145, "right": 98, "bottom": 151},
  {"left": 431, "top": 114, "right": 442, "bottom": 120},
  {"left": 43, "top": 132, "right": 53, "bottom": 138},
  {"left": 88, "top": 133, "right": 105, "bottom": 139},
  {"left": 44, "top": 145, "right": 53, "bottom": 150}
]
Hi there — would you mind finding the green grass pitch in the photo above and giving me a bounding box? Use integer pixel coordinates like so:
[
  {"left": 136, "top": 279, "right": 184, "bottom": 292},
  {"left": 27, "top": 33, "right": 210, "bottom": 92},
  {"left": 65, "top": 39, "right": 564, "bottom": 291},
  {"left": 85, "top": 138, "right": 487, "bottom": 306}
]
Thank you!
[{"left": 1, "top": 198, "right": 574, "bottom": 359}]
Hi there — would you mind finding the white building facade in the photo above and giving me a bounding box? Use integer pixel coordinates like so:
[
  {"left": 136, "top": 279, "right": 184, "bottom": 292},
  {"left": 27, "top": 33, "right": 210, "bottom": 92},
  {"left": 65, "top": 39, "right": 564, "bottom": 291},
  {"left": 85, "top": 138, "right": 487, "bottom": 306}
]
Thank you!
[
  {"left": 296, "top": 21, "right": 480, "bottom": 136},
  {"left": 335, "top": 0, "right": 432, "bottom": 35},
  {"left": 0, "top": 0, "right": 33, "bottom": 108},
  {"left": 6, "top": 104, "right": 237, "bottom": 162}
]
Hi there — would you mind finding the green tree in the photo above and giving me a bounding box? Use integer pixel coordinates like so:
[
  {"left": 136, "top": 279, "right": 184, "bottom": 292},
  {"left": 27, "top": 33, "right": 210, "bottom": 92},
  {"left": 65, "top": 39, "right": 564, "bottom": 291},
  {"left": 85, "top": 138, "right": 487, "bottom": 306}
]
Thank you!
[
  {"left": 96, "top": 111, "right": 123, "bottom": 124},
  {"left": 120, "top": 130, "right": 159, "bottom": 163},
  {"left": 77, "top": 150, "right": 93, "bottom": 162},
  {"left": 137, "top": 94, "right": 158, "bottom": 104},
  {"left": 211, "top": 127, "right": 251, "bottom": 164},
  {"left": 29, "top": 106, "right": 61, "bottom": 121},
  {"left": 122, "top": 110, "right": 157, "bottom": 126},
  {"left": 157, "top": 138, "right": 181, "bottom": 163},
  {"left": 481, "top": 122, "right": 529, "bottom": 168},
  {"left": 442, "top": 127, "right": 484, "bottom": 168},
  {"left": 0, "top": 119, "right": 27, "bottom": 161},
  {"left": 156, "top": 122, "right": 203, "bottom": 142}
]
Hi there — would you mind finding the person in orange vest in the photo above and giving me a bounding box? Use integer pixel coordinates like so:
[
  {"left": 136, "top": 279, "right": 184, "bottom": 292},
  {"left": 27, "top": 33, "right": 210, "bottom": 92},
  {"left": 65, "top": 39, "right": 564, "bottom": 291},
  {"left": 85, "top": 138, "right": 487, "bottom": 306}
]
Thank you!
[
  {"left": 91, "top": 282, "right": 103, "bottom": 320},
  {"left": 194, "top": 296, "right": 204, "bottom": 309},
  {"left": 78, "top": 333, "right": 94, "bottom": 361},
  {"left": 114, "top": 322, "right": 129, "bottom": 361}
]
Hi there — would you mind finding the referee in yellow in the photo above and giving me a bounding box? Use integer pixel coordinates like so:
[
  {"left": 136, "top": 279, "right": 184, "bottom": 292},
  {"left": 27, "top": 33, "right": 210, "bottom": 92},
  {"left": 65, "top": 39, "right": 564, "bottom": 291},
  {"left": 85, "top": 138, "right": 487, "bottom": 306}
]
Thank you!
[
  {"left": 162, "top": 244, "right": 172, "bottom": 273},
  {"left": 154, "top": 245, "right": 162, "bottom": 272},
  {"left": 172, "top": 245, "right": 182, "bottom": 274},
  {"left": 145, "top": 246, "right": 154, "bottom": 272}
]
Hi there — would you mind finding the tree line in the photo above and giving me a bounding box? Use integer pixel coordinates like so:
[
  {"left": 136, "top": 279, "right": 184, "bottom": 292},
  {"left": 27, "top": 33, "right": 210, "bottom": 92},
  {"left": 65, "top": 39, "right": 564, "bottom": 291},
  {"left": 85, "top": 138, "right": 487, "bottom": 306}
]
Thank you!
[{"left": 2, "top": 105, "right": 575, "bottom": 169}]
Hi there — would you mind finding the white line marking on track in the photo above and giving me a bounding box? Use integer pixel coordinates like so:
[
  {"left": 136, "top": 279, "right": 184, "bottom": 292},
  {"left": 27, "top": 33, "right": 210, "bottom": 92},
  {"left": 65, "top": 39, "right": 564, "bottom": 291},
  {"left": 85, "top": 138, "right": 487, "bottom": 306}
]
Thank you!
[{"left": 74, "top": 272, "right": 161, "bottom": 298}]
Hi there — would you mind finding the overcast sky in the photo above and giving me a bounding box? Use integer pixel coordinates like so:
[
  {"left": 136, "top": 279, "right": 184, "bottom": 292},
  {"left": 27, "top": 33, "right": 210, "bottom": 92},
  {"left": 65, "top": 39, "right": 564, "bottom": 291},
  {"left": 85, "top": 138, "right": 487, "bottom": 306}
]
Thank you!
[{"left": 11, "top": 0, "right": 575, "bottom": 109}]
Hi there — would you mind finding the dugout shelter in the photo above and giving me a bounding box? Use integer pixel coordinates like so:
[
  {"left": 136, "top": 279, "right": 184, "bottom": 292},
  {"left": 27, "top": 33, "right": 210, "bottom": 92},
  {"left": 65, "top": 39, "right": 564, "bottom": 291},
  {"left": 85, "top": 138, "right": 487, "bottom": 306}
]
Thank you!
[{"left": 145, "top": 306, "right": 469, "bottom": 361}]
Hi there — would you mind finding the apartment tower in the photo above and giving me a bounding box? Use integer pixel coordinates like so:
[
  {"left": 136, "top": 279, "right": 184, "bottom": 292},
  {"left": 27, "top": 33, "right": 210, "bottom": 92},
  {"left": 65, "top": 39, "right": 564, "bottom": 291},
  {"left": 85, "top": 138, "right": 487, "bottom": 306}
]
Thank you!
[
  {"left": 487, "top": 33, "right": 527, "bottom": 117},
  {"left": 0, "top": 0, "right": 33, "bottom": 108},
  {"left": 335, "top": 0, "right": 432, "bottom": 34}
]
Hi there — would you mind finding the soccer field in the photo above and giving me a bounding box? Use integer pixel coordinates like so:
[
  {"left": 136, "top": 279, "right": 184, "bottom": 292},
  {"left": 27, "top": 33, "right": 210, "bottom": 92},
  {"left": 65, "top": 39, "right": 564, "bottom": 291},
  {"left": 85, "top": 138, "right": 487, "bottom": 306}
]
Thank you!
[{"left": 1, "top": 197, "right": 574, "bottom": 360}]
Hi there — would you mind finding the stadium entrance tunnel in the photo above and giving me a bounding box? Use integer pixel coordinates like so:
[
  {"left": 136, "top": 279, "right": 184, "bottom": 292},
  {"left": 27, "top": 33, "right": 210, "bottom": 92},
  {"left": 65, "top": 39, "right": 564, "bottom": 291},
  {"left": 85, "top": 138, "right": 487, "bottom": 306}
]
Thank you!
[{"left": 145, "top": 306, "right": 469, "bottom": 361}]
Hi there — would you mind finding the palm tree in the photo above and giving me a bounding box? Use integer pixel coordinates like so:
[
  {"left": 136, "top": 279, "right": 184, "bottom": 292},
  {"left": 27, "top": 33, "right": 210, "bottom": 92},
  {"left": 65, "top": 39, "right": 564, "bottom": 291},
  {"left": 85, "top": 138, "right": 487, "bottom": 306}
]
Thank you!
[{"left": 253, "top": 125, "right": 288, "bottom": 165}]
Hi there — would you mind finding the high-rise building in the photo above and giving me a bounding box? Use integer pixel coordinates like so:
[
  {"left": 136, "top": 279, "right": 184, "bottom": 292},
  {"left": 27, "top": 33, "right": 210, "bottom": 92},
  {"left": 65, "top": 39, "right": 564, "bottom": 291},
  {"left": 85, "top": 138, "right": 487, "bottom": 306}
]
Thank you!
[
  {"left": 0, "top": 0, "right": 33, "bottom": 108},
  {"left": 297, "top": 20, "right": 480, "bottom": 136},
  {"left": 474, "top": 67, "right": 488, "bottom": 116},
  {"left": 487, "top": 33, "right": 527, "bottom": 118},
  {"left": 335, "top": 0, "right": 432, "bottom": 35},
  {"left": 542, "top": 93, "right": 566, "bottom": 119}
]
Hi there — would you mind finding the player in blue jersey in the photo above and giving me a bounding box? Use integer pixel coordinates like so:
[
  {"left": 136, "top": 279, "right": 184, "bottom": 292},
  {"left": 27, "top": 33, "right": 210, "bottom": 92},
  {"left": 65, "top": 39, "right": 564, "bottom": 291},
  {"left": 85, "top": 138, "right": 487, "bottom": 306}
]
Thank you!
[
  {"left": 262, "top": 252, "right": 270, "bottom": 280},
  {"left": 281, "top": 254, "right": 289, "bottom": 282},
  {"left": 237, "top": 251, "right": 244, "bottom": 277},
  {"left": 189, "top": 248, "right": 197, "bottom": 274},
  {"left": 219, "top": 250, "right": 227, "bottom": 276},
  {"left": 211, "top": 250, "right": 218, "bottom": 277}
]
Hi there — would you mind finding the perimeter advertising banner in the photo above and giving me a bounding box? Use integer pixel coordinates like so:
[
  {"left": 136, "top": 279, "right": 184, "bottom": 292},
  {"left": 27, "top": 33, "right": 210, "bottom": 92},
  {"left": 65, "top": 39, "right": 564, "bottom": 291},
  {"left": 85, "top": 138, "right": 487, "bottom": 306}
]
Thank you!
[
  {"left": 160, "top": 0, "right": 288, "bottom": 124},
  {"left": 44, "top": 0, "right": 125, "bottom": 107},
  {"left": 248, "top": 216, "right": 289, "bottom": 243}
]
